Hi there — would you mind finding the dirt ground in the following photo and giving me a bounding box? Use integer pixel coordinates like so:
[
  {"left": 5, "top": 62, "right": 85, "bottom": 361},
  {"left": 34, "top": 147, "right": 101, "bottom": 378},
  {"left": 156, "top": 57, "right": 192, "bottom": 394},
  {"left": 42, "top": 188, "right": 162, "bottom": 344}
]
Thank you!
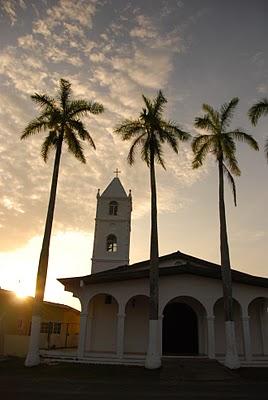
[{"left": 0, "top": 358, "right": 267, "bottom": 400}]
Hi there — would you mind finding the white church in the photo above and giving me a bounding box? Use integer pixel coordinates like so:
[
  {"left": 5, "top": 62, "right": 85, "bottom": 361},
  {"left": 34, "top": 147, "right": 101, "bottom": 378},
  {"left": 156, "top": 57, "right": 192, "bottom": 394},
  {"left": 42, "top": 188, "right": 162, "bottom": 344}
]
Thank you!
[{"left": 59, "top": 176, "right": 268, "bottom": 367}]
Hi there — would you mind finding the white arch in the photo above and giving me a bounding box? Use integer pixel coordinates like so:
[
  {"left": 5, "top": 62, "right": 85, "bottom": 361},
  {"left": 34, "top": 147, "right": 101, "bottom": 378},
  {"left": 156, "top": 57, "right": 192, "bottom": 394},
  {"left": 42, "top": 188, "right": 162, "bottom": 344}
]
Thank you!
[
  {"left": 247, "top": 296, "right": 268, "bottom": 315},
  {"left": 161, "top": 295, "right": 207, "bottom": 316},
  {"left": 85, "top": 291, "right": 121, "bottom": 310},
  {"left": 124, "top": 293, "right": 149, "bottom": 313},
  {"left": 213, "top": 296, "right": 243, "bottom": 314}
]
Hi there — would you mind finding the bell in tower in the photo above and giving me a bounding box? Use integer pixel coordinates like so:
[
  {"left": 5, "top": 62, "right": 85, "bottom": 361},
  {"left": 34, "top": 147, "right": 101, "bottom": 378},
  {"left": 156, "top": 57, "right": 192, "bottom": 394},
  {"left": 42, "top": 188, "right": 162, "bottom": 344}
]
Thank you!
[{"left": 91, "top": 171, "right": 132, "bottom": 274}]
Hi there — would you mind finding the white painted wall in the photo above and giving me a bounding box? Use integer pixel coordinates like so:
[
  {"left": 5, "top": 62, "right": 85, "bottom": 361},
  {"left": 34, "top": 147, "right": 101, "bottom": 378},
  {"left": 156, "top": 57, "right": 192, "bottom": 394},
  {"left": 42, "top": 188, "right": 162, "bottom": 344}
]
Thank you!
[
  {"left": 214, "top": 299, "right": 244, "bottom": 356},
  {"left": 87, "top": 294, "right": 118, "bottom": 353},
  {"left": 124, "top": 295, "right": 149, "bottom": 354},
  {"left": 91, "top": 181, "right": 132, "bottom": 273},
  {"left": 74, "top": 272, "right": 268, "bottom": 359},
  {"left": 249, "top": 298, "right": 265, "bottom": 355}
]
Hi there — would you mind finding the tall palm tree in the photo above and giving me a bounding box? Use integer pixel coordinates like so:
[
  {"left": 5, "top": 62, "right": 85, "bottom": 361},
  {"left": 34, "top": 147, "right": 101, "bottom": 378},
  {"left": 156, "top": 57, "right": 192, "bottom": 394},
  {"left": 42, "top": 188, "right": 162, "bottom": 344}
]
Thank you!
[
  {"left": 192, "top": 97, "right": 258, "bottom": 369},
  {"left": 22, "top": 79, "right": 104, "bottom": 366},
  {"left": 248, "top": 98, "right": 268, "bottom": 160},
  {"left": 115, "top": 91, "right": 190, "bottom": 369}
]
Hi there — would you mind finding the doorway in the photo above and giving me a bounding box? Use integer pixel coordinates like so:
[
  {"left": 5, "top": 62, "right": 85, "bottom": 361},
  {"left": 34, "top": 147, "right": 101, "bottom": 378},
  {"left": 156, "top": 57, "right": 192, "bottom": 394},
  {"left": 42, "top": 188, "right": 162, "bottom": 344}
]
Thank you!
[{"left": 162, "top": 302, "right": 198, "bottom": 355}]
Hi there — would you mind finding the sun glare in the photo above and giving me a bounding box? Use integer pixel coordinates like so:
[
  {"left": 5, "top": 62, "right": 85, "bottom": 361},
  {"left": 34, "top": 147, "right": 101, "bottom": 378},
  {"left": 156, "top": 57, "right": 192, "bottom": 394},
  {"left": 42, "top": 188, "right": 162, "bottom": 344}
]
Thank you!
[{"left": 15, "top": 283, "right": 30, "bottom": 299}]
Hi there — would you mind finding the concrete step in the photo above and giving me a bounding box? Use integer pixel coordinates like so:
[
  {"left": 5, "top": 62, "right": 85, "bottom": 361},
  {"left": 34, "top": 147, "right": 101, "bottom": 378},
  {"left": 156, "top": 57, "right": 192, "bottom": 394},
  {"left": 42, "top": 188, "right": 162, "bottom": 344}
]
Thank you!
[
  {"left": 241, "top": 360, "right": 268, "bottom": 368},
  {"left": 41, "top": 353, "right": 144, "bottom": 366},
  {"left": 161, "top": 357, "right": 237, "bottom": 381}
]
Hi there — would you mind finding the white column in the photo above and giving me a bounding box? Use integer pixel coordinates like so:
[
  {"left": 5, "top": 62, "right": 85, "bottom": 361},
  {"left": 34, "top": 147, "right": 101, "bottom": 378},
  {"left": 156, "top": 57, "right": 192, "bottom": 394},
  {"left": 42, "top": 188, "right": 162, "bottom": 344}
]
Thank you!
[
  {"left": 158, "top": 314, "right": 163, "bottom": 356},
  {"left": 116, "top": 313, "right": 125, "bottom": 358},
  {"left": 260, "top": 300, "right": 268, "bottom": 355},
  {"left": 77, "top": 312, "right": 88, "bottom": 358},
  {"left": 242, "top": 316, "right": 252, "bottom": 361},
  {"left": 145, "top": 319, "right": 161, "bottom": 369},
  {"left": 224, "top": 321, "right": 240, "bottom": 369},
  {"left": 25, "top": 315, "right": 41, "bottom": 366},
  {"left": 207, "top": 316, "right": 215, "bottom": 359}
]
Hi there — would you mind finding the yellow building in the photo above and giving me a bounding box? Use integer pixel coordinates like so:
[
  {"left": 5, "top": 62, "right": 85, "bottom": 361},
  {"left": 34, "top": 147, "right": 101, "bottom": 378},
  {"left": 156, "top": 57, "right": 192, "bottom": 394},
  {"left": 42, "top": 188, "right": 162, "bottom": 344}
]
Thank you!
[{"left": 0, "top": 288, "right": 80, "bottom": 357}]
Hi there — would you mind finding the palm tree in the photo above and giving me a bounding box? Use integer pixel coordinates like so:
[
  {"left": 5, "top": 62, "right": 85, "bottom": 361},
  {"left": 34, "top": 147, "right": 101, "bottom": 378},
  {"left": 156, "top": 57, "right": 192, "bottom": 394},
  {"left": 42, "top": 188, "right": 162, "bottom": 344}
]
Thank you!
[
  {"left": 192, "top": 97, "right": 258, "bottom": 369},
  {"left": 115, "top": 91, "right": 190, "bottom": 369},
  {"left": 22, "top": 79, "right": 104, "bottom": 366},
  {"left": 248, "top": 98, "right": 268, "bottom": 160}
]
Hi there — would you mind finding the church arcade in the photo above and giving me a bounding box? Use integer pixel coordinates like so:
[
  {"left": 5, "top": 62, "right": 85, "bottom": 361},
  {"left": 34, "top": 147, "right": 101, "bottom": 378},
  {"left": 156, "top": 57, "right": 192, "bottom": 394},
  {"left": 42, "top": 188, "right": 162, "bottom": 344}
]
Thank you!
[{"left": 60, "top": 176, "right": 268, "bottom": 367}]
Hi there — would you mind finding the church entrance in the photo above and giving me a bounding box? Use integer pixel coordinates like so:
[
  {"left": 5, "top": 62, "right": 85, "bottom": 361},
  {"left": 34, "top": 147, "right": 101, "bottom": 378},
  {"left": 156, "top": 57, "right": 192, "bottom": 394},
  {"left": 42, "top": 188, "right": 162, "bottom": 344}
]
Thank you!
[{"left": 162, "top": 302, "right": 198, "bottom": 356}]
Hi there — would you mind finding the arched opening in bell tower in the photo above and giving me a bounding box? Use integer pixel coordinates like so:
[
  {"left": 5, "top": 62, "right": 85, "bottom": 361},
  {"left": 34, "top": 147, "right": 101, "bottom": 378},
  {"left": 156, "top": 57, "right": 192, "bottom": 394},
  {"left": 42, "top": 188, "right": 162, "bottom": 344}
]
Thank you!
[{"left": 106, "top": 234, "right": 117, "bottom": 252}]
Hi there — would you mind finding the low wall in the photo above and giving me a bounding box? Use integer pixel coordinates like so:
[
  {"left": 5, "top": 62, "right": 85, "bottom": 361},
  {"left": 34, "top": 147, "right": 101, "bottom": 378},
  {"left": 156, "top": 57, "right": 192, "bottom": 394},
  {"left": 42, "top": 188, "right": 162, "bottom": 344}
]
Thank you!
[
  {"left": 3, "top": 334, "right": 29, "bottom": 357},
  {"left": 1, "top": 333, "right": 79, "bottom": 357}
]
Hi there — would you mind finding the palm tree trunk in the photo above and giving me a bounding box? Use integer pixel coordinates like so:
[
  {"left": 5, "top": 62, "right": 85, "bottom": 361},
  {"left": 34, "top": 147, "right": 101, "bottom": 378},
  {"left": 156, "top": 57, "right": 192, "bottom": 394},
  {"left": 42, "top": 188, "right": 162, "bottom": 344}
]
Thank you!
[
  {"left": 25, "top": 133, "right": 63, "bottom": 367},
  {"left": 145, "top": 147, "right": 161, "bottom": 369},
  {"left": 218, "top": 158, "right": 233, "bottom": 322},
  {"left": 149, "top": 150, "right": 159, "bottom": 321},
  {"left": 218, "top": 158, "right": 240, "bottom": 369}
]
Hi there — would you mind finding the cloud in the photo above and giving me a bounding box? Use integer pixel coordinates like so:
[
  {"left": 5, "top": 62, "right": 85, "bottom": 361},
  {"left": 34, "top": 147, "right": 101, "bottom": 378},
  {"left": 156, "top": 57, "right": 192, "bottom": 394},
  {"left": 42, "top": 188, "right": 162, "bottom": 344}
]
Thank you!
[
  {"left": 257, "top": 83, "right": 268, "bottom": 94},
  {"left": 130, "top": 15, "right": 157, "bottom": 39},
  {"left": 0, "top": 0, "right": 194, "bottom": 253},
  {"left": 0, "top": 0, "right": 26, "bottom": 25}
]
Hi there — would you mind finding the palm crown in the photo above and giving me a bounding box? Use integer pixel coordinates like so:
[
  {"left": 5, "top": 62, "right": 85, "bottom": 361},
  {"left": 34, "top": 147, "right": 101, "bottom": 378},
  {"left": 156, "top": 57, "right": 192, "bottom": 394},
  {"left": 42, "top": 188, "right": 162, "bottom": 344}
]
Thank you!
[
  {"left": 192, "top": 97, "right": 259, "bottom": 205},
  {"left": 115, "top": 91, "right": 190, "bottom": 167},
  {"left": 21, "top": 79, "right": 104, "bottom": 163},
  {"left": 248, "top": 98, "right": 268, "bottom": 161}
]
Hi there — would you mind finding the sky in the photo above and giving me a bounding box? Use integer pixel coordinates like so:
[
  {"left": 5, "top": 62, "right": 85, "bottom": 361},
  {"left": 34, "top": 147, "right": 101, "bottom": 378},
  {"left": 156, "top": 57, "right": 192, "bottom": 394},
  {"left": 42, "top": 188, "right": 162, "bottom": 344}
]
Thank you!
[{"left": 0, "top": 0, "right": 267, "bottom": 310}]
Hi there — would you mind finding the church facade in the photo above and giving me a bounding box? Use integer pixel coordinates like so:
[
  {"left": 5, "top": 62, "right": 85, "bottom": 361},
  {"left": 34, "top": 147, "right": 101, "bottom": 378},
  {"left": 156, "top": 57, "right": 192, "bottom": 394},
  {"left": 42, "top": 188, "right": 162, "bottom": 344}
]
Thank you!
[{"left": 60, "top": 177, "right": 268, "bottom": 367}]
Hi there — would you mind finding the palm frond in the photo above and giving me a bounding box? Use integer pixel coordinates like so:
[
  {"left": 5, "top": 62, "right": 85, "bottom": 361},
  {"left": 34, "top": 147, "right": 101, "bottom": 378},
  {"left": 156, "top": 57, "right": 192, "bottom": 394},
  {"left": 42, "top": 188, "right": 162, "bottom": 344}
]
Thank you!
[
  {"left": 67, "top": 99, "right": 104, "bottom": 119},
  {"left": 59, "top": 79, "right": 71, "bottom": 110},
  {"left": 223, "top": 163, "right": 237, "bottom": 206},
  {"left": 161, "top": 121, "right": 190, "bottom": 141},
  {"left": 153, "top": 90, "right": 167, "bottom": 116},
  {"left": 142, "top": 94, "right": 153, "bottom": 113},
  {"left": 141, "top": 135, "right": 151, "bottom": 167},
  {"left": 158, "top": 129, "right": 178, "bottom": 153},
  {"left": 153, "top": 138, "right": 166, "bottom": 169},
  {"left": 127, "top": 133, "right": 146, "bottom": 165},
  {"left": 227, "top": 129, "right": 259, "bottom": 151},
  {"left": 21, "top": 118, "right": 51, "bottom": 139},
  {"left": 87, "top": 101, "right": 104, "bottom": 115},
  {"left": 115, "top": 119, "right": 144, "bottom": 140},
  {"left": 224, "top": 152, "right": 241, "bottom": 176},
  {"left": 194, "top": 115, "right": 217, "bottom": 134},
  {"left": 202, "top": 104, "right": 219, "bottom": 126},
  {"left": 68, "top": 119, "right": 96, "bottom": 149},
  {"left": 265, "top": 136, "right": 268, "bottom": 163},
  {"left": 31, "top": 94, "right": 55, "bottom": 110},
  {"left": 41, "top": 131, "right": 58, "bottom": 162},
  {"left": 192, "top": 139, "right": 214, "bottom": 169},
  {"left": 220, "top": 97, "right": 239, "bottom": 131},
  {"left": 192, "top": 134, "right": 213, "bottom": 154},
  {"left": 248, "top": 98, "right": 268, "bottom": 125},
  {"left": 64, "top": 127, "right": 86, "bottom": 163}
]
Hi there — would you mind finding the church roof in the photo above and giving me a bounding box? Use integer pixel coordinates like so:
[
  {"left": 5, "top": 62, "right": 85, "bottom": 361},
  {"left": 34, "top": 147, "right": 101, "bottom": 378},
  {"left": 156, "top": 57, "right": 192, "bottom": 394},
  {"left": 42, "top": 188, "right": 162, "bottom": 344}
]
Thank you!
[
  {"left": 58, "top": 250, "right": 268, "bottom": 290},
  {"left": 101, "top": 177, "right": 128, "bottom": 198}
]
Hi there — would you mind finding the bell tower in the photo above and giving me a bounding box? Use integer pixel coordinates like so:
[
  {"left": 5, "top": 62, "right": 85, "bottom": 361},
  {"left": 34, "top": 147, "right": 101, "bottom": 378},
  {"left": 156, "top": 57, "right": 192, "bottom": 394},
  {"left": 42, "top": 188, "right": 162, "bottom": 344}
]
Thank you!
[{"left": 91, "top": 173, "right": 132, "bottom": 274}]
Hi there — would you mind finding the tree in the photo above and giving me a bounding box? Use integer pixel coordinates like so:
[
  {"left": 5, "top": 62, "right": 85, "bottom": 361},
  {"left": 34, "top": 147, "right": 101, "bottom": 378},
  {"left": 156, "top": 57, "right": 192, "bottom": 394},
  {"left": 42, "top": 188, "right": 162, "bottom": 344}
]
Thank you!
[
  {"left": 22, "top": 79, "right": 104, "bottom": 366},
  {"left": 115, "top": 91, "right": 190, "bottom": 369},
  {"left": 248, "top": 98, "right": 268, "bottom": 161},
  {"left": 192, "top": 97, "right": 258, "bottom": 369}
]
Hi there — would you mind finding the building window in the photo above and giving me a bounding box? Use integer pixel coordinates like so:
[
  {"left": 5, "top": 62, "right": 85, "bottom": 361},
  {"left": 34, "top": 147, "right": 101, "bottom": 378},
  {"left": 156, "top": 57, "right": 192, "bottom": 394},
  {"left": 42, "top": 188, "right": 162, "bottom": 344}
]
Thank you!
[
  {"left": 106, "top": 234, "right": 117, "bottom": 252},
  {"left": 53, "top": 322, "right": 61, "bottom": 334},
  {"left": 40, "top": 322, "right": 49, "bottom": 333},
  {"left": 109, "top": 201, "right": 118, "bottom": 216},
  {"left": 40, "top": 321, "right": 61, "bottom": 334}
]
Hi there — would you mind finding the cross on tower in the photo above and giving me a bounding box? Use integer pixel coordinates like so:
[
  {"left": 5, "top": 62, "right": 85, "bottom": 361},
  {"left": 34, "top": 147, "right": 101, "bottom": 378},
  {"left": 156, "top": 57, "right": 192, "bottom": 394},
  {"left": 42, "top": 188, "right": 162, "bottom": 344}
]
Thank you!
[{"left": 114, "top": 168, "right": 121, "bottom": 178}]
